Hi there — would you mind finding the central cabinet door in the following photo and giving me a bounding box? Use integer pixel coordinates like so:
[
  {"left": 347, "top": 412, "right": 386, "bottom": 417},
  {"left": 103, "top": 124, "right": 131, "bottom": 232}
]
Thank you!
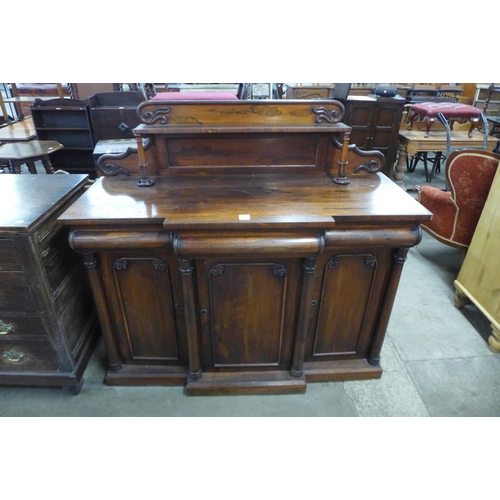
[{"left": 196, "top": 259, "right": 301, "bottom": 371}]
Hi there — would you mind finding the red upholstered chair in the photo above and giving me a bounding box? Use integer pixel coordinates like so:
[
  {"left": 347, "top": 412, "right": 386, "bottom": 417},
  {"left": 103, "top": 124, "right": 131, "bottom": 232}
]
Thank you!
[{"left": 416, "top": 149, "right": 500, "bottom": 250}]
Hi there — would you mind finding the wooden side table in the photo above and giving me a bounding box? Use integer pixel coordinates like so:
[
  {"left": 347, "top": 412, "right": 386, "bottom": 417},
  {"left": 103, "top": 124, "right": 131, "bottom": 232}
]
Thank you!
[{"left": 0, "top": 140, "right": 63, "bottom": 174}]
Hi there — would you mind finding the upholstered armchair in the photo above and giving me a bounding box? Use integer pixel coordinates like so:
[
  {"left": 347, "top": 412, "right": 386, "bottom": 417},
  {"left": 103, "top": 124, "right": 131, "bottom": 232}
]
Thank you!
[{"left": 416, "top": 149, "right": 500, "bottom": 250}]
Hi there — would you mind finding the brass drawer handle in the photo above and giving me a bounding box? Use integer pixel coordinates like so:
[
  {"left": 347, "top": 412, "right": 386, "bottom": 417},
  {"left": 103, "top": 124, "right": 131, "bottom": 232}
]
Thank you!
[
  {"left": 0, "top": 320, "right": 14, "bottom": 335},
  {"left": 3, "top": 349, "right": 25, "bottom": 362}
]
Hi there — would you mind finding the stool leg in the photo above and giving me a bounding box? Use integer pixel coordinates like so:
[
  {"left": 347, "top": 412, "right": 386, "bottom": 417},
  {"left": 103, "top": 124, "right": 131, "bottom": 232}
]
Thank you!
[
  {"left": 26, "top": 160, "right": 37, "bottom": 174},
  {"left": 423, "top": 116, "right": 435, "bottom": 138},
  {"left": 468, "top": 118, "right": 479, "bottom": 138},
  {"left": 9, "top": 160, "right": 21, "bottom": 174},
  {"left": 41, "top": 155, "right": 55, "bottom": 174}
]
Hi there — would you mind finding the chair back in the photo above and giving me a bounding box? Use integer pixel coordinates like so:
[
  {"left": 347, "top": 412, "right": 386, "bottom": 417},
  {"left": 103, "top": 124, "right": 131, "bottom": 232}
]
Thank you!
[{"left": 446, "top": 149, "right": 500, "bottom": 244}]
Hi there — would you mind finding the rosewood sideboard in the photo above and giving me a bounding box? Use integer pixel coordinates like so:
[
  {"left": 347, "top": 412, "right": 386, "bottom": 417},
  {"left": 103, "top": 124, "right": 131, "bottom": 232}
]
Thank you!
[
  {"left": 0, "top": 175, "right": 99, "bottom": 393},
  {"left": 58, "top": 100, "right": 431, "bottom": 395}
]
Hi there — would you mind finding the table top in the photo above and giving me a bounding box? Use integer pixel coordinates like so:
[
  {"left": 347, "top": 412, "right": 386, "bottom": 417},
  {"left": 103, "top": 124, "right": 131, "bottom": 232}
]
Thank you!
[
  {"left": 58, "top": 173, "right": 432, "bottom": 230},
  {"left": 0, "top": 117, "right": 36, "bottom": 142},
  {"left": 0, "top": 140, "right": 64, "bottom": 160},
  {"left": 0, "top": 174, "right": 88, "bottom": 232},
  {"left": 398, "top": 128, "right": 496, "bottom": 154}
]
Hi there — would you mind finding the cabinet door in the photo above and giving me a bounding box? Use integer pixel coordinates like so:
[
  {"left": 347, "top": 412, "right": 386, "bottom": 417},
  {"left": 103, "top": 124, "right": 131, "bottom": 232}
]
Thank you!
[
  {"left": 371, "top": 103, "right": 402, "bottom": 155},
  {"left": 305, "top": 248, "right": 392, "bottom": 361},
  {"left": 197, "top": 258, "right": 300, "bottom": 371},
  {"left": 345, "top": 103, "right": 374, "bottom": 150},
  {"left": 100, "top": 252, "right": 187, "bottom": 365}
]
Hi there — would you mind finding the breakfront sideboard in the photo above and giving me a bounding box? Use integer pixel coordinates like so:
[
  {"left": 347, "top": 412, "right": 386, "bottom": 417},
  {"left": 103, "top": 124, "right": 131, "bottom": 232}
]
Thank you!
[{"left": 58, "top": 100, "right": 431, "bottom": 395}]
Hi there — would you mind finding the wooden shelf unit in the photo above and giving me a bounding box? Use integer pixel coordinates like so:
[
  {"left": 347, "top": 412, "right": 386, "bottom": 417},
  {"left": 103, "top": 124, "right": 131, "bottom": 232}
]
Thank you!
[{"left": 30, "top": 98, "right": 97, "bottom": 178}]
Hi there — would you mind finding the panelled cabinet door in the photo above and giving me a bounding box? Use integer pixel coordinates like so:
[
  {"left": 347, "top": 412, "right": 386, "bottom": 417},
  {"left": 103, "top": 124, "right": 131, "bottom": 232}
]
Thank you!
[
  {"left": 371, "top": 104, "right": 402, "bottom": 154},
  {"left": 345, "top": 103, "right": 375, "bottom": 150},
  {"left": 100, "top": 252, "right": 188, "bottom": 365},
  {"left": 306, "top": 248, "right": 392, "bottom": 361},
  {"left": 196, "top": 258, "right": 301, "bottom": 371}
]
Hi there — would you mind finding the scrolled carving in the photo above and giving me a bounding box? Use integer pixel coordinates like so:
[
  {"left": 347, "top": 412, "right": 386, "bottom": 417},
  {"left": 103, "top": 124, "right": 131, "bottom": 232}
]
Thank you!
[
  {"left": 365, "top": 255, "right": 378, "bottom": 267},
  {"left": 97, "top": 162, "right": 131, "bottom": 177},
  {"left": 152, "top": 259, "right": 167, "bottom": 271},
  {"left": 354, "top": 159, "right": 383, "bottom": 174},
  {"left": 113, "top": 258, "right": 128, "bottom": 271},
  {"left": 327, "top": 256, "right": 342, "bottom": 268},
  {"left": 272, "top": 264, "right": 287, "bottom": 277},
  {"left": 312, "top": 106, "right": 342, "bottom": 124},
  {"left": 113, "top": 258, "right": 167, "bottom": 271},
  {"left": 140, "top": 107, "right": 171, "bottom": 125},
  {"left": 209, "top": 264, "right": 225, "bottom": 277}
]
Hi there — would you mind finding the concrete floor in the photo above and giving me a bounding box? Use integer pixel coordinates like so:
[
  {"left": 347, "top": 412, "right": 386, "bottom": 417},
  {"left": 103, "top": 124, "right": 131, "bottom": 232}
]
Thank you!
[{"left": 1, "top": 158, "right": 499, "bottom": 416}]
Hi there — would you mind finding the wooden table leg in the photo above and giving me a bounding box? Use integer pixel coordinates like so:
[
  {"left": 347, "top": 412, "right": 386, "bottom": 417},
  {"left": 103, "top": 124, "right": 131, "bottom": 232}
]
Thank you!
[
  {"left": 26, "top": 160, "right": 37, "bottom": 174},
  {"left": 393, "top": 143, "right": 407, "bottom": 189},
  {"left": 41, "top": 154, "right": 55, "bottom": 174},
  {"left": 8, "top": 159, "right": 21, "bottom": 174}
]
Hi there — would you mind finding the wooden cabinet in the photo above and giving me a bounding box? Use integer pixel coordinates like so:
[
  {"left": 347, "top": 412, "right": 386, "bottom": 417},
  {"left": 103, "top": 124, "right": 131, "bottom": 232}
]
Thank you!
[
  {"left": 454, "top": 166, "right": 500, "bottom": 352},
  {"left": 58, "top": 100, "right": 431, "bottom": 395},
  {"left": 341, "top": 96, "right": 405, "bottom": 177},
  {"left": 0, "top": 175, "right": 99, "bottom": 393},
  {"left": 31, "top": 98, "right": 97, "bottom": 178}
]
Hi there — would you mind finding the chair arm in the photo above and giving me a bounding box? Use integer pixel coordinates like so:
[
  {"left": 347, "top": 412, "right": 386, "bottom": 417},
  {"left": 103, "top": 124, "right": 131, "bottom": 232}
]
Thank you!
[{"left": 417, "top": 186, "right": 458, "bottom": 241}]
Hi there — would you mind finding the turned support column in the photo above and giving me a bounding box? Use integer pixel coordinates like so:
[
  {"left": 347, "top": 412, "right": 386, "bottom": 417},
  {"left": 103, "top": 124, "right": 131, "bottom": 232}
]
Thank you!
[
  {"left": 368, "top": 247, "right": 410, "bottom": 365},
  {"left": 179, "top": 259, "right": 202, "bottom": 381},
  {"left": 291, "top": 257, "right": 317, "bottom": 378},
  {"left": 333, "top": 130, "right": 351, "bottom": 185},
  {"left": 393, "top": 143, "right": 407, "bottom": 189},
  {"left": 83, "top": 253, "right": 122, "bottom": 372}
]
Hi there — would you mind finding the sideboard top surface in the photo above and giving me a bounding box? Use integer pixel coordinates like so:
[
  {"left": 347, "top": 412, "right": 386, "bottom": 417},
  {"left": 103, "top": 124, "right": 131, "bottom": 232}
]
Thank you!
[
  {"left": 58, "top": 173, "right": 431, "bottom": 230},
  {"left": 0, "top": 174, "right": 88, "bottom": 232}
]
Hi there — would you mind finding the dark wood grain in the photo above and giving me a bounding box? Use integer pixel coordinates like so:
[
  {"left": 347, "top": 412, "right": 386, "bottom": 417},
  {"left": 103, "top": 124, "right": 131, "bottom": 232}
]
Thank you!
[
  {"left": 57, "top": 99, "right": 431, "bottom": 395},
  {"left": 0, "top": 175, "right": 100, "bottom": 392}
]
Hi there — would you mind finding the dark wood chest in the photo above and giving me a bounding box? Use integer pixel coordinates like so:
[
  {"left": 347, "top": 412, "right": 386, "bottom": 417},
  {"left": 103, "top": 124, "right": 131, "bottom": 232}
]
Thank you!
[
  {"left": 342, "top": 96, "right": 405, "bottom": 177},
  {"left": 0, "top": 175, "right": 99, "bottom": 393}
]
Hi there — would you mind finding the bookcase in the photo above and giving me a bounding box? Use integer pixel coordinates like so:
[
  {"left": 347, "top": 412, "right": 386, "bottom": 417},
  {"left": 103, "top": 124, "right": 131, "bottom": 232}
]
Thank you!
[{"left": 30, "top": 98, "right": 97, "bottom": 178}]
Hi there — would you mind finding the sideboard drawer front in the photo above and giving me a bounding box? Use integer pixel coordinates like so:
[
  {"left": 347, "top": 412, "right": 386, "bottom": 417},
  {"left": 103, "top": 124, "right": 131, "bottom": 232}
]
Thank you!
[
  {"left": 0, "top": 316, "right": 45, "bottom": 338},
  {"left": 0, "top": 272, "right": 38, "bottom": 313},
  {"left": 0, "top": 340, "right": 58, "bottom": 371},
  {"left": 0, "top": 239, "right": 22, "bottom": 271}
]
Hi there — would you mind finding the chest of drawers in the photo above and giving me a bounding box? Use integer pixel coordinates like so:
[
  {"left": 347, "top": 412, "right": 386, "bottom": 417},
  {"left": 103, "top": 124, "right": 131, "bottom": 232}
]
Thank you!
[{"left": 0, "top": 175, "right": 99, "bottom": 394}]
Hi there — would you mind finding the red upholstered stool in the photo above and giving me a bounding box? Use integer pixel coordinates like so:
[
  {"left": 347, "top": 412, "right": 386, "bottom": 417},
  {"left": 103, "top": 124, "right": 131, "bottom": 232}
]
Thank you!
[
  {"left": 408, "top": 102, "right": 482, "bottom": 138},
  {"left": 152, "top": 91, "right": 239, "bottom": 101}
]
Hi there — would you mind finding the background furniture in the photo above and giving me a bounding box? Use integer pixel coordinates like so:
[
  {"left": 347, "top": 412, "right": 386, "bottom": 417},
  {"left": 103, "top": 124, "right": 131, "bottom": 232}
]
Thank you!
[
  {"left": 0, "top": 175, "right": 99, "bottom": 393},
  {"left": 0, "top": 83, "right": 71, "bottom": 123},
  {"left": 88, "top": 91, "right": 145, "bottom": 143},
  {"left": 416, "top": 149, "right": 500, "bottom": 250},
  {"left": 285, "top": 84, "right": 334, "bottom": 99},
  {"left": 393, "top": 123, "right": 498, "bottom": 188},
  {"left": 454, "top": 162, "right": 500, "bottom": 353},
  {"left": 30, "top": 98, "right": 97, "bottom": 178},
  {"left": 0, "top": 140, "right": 63, "bottom": 173},
  {"left": 340, "top": 95, "right": 406, "bottom": 177},
  {"left": 58, "top": 99, "right": 431, "bottom": 396}
]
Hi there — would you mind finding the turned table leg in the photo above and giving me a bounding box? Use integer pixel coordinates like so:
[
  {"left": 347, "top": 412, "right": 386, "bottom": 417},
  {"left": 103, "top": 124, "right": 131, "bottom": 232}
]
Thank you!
[
  {"left": 393, "top": 143, "right": 407, "bottom": 189},
  {"left": 41, "top": 154, "right": 55, "bottom": 174}
]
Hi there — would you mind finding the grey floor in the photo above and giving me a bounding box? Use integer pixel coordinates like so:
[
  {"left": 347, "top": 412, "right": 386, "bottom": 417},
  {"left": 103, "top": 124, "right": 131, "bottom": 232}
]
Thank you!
[{"left": 1, "top": 158, "right": 499, "bottom": 417}]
